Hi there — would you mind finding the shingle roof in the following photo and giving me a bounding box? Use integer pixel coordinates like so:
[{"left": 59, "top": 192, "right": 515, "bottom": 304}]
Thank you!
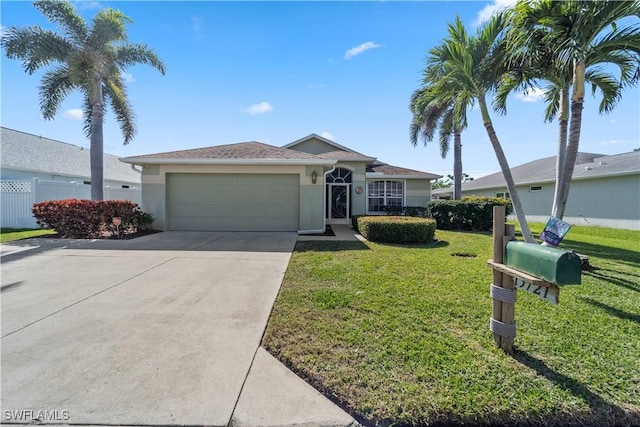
[
  {"left": 463, "top": 151, "right": 639, "bottom": 191},
  {"left": 317, "top": 150, "right": 376, "bottom": 161},
  {"left": 0, "top": 127, "right": 141, "bottom": 183},
  {"left": 367, "top": 162, "right": 442, "bottom": 179},
  {"left": 128, "top": 141, "right": 322, "bottom": 160}
]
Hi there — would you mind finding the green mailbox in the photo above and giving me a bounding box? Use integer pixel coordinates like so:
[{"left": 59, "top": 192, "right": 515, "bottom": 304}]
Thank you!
[{"left": 504, "top": 241, "right": 581, "bottom": 286}]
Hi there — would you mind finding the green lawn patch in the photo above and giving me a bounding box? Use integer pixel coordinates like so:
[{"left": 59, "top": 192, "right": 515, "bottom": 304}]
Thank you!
[
  {"left": 263, "top": 225, "right": 640, "bottom": 426},
  {"left": 0, "top": 228, "right": 56, "bottom": 243}
]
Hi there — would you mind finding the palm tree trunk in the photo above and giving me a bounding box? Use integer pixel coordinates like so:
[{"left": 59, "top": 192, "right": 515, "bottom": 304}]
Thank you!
[
  {"left": 90, "top": 84, "right": 104, "bottom": 201},
  {"left": 453, "top": 130, "right": 462, "bottom": 200},
  {"left": 555, "top": 62, "right": 586, "bottom": 220},
  {"left": 478, "top": 97, "right": 535, "bottom": 243},
  {"left": 551, "top": 88, "right": 569, "bottom": 218}
]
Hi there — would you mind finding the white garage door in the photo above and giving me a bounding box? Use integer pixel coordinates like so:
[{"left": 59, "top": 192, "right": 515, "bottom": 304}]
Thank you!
[{"left": 167, "top": 173, "right": 300, "bottom": 231}]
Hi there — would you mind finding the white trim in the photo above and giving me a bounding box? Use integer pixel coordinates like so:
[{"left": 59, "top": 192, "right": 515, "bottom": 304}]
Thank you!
[
  {"left": 120, "top": 158, "right": 336, "bottom": 166},
  {"left": 365, "top": 178, "right": 406, "bottom": 214}
]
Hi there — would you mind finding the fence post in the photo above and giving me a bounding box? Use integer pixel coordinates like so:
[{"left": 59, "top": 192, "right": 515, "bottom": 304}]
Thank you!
[{"left": 490, "top": 206, "right": 516, "bottom": 353}]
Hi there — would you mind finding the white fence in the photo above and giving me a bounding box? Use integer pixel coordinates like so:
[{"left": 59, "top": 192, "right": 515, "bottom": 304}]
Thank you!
[{"left": 1, "top": 179, "right": 142, "bottom": 229}]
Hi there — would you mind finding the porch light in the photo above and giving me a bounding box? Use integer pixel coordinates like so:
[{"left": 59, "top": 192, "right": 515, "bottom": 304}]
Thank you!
[{"left": 311, "top": 170, "right": 318, "bottom": 184}]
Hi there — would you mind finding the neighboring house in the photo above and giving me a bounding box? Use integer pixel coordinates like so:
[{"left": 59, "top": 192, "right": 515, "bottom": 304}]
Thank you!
[
  {"left": 1, "top": 127, "right": 141, "bottom": 188},
  {"left": 432, "top": 151, "right": 640, "bottom": 230},
  {"left": 1, "top": 127, "right": 142, "bottom": 228},
  {"left": 121, "top": 134, "right": 441, "bottom": 233}
]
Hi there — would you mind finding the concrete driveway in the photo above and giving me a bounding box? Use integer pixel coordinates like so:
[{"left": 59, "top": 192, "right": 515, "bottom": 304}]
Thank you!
[{"left": 1, "top": 232, "right": 357, "bottom": 426}]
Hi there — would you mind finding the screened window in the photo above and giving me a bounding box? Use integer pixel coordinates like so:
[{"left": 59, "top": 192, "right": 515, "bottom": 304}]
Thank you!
[
  {"left": 367, "top": 180, "right": 404, "bottom": 212},
  {"left": 496, "top": 192, "right": 511, "bottom": 199}
]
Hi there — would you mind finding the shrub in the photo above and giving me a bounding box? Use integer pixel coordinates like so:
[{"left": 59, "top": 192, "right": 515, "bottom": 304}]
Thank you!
[
  {"left": 385, "top": 206, "right": 428, "bottom": 217},
  {"left": 32, "top": 199, "right": 144, "bottom": 238},
  {"left": 357, "top": 216, "right": 436, "bottom": 244},
  {"left": 351, "top": 215, "right": 364, "bottom": 232},
  {"left": 426, "top": 196, "right": 512, "bottom": 231}
]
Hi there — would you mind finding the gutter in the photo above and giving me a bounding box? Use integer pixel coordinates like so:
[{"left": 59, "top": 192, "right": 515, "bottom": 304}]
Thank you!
[{"left": 119, "top": 157, "right": 337, "bottom": 166}]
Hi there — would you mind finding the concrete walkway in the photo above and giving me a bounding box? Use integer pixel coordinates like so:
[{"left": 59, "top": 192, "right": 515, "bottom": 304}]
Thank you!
[
  {"left": 1, "top": 232, "right": 358, "bottom": 426},
  {"left": 298, "top": 224, "right": 365, "bottom": 242}
]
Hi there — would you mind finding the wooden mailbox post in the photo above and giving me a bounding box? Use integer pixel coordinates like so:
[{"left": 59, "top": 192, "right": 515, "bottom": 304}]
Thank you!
[{"left": 487, "top": 206, "right": 581, "bottom": 353}]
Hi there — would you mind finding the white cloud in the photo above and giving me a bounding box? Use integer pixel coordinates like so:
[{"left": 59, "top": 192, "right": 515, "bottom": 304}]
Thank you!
[
  {"left": 515, "top": 87, "right": 546, "bottom": 102},
  {"left": 244, "top": 101, "right": 273, "bottom": 115},
  {"left": 192, "top": 16, "right": 204, "bottom": 32},
  {"left": 599, "top": 139, "right": 628, "bottom": 146},
  {"left": 344, "top": 41, "right": 382, "bottom": 60},
  {"left": 475, "top": 0, "right": 517, "bottom": 26},
  {"left": 321, "top": 131, "right": 335, "bottom": 140},
  {"left": 72, "top": 1, "right": 102, "bottom": 11},
  {"left": 121, "top": 72, "right": 135, "bottom": 83},
  {"left": 63, "top": 109, "right": 83, "bottom": 120}
]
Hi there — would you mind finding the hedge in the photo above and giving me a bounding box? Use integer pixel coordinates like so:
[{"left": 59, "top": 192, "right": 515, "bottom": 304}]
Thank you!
[
  {"left": 385, "top": 206, "right": 428, "bottom": 217},
  {"left": 357, "top": 216, "right": 436, "bottom": 244},
  {"left": 426, "top": 196, "right": 512, "bottom": 231},
  {"left": 32, "top": 199, "right": 145, "bottom": 238}
]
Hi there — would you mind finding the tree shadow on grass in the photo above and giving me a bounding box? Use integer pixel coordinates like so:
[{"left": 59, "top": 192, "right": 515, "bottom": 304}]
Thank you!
[
  {"left": 512, "top": 351, "right": 637, "bottom": 426},
  {"left": 579, "top": 296, "right": 640, "bottom": 324},
  {"left": 558, "top": 239, "right": 640, "bottom": 265},
  {"left": 583, "top": 268, "right": 640, "bottom": 293}
]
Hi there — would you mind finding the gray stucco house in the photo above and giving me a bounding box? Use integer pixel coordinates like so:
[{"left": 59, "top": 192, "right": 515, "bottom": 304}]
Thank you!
[
  {"left": 1, "top": 127, "right": 143, "bottom": 228},
  {"left": 433, "top": 151, "right": 640, "bottom": 230},
  {"left": 1, "top": 127, "right": 141, "bottom": 188},
  {"left": 121, "top": 134, "right": 441, "bottom": 233}
]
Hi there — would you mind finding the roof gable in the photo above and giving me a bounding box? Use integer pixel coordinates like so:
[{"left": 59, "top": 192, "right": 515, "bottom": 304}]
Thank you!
[
  {"left": 1, "top": 127, "right": 141, "bottom": 183},
  {"left": 283, "top": 134, "right": 375, "bottom": 161}
]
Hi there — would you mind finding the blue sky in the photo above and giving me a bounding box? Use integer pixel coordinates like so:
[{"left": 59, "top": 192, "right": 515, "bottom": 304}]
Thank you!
[{"left": 2, "top": 1, "right": 639, "bottom": 179}]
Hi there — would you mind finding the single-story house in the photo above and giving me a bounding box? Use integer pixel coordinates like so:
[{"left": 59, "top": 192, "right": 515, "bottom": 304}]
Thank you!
[
  {"left": 432, "top": 151, "right": 640, "bottom": 230},
  {"left": 1, "top": 127, "right": 142, "bottom": 190},
  {"left": 1, "top": 127, "right": 142, "bottom": 228},
  {"left": 120, "top": 134, "right": 441, "bottom": 233}
]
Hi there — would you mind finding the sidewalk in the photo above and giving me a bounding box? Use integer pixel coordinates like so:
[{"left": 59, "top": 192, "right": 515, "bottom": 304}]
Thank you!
[{"left": 298, "top": 224, "right": 366, "bottom": 242}]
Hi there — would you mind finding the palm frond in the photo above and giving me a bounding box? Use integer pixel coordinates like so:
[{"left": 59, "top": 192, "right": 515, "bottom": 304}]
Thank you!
[
  {"left": 34, "top": 0, "right": 88, "bottom": 43},
  {"left": 104, "top": 70, "right": 136, "bottom": 144},
  {"left": 1, "top": 26, "right": 71, "bottom": 73},
  {"left": 87, "top": 8, "right": 132, "bottom": 49},
  {"left": 38, "top": 65, "right": 74, "bottom": 119},
  {"left": 116, "top": 44, "right": 166, "bottom": 75}
]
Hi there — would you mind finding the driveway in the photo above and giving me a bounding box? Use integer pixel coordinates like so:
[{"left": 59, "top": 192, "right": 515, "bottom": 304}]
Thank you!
[{"left": 1, "top": 232, "right": 356, "bottom": 426}]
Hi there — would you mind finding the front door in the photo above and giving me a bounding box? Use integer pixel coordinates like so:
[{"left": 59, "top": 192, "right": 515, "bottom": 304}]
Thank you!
[{"left": 328, "top": 184, "right": 350, "bottom": 224}]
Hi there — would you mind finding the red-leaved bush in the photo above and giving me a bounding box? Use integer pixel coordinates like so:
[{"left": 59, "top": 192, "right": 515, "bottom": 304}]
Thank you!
[{"left": 32, "top": 199, "right": 145, "bottom": 238}]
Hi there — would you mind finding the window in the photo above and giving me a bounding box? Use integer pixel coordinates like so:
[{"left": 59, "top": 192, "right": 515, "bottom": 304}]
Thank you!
[
  {"left": 496, "top": 192, "right": 510, "bottom": 199},
  {"left": 122, "top": 185, "right": 130, "bottom": 189},
  {"left": 529, "top": 185, "right": 542, "bottom": 192},
  {"left": 326, "top": 167, "right": 352, "bottom": 183},
  {"left": 83, "top": 180, "right": 91, "bottom": 185},
  {"left": 367, "top": 180, "right": 404, "bottom": 212}
]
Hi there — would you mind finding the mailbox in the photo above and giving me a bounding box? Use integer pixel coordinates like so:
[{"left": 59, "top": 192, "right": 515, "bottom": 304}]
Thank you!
[{"left": 504, "top": 241, "right": 581, "bottom": 286}]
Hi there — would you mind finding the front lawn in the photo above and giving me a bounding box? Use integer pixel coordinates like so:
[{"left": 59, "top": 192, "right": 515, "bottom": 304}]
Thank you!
[
  {"left": 263, "top": 224, "right": 640, "bottom": 426},
  {"left": 0, "top": 228, "right": 56, "bottom": 243}
]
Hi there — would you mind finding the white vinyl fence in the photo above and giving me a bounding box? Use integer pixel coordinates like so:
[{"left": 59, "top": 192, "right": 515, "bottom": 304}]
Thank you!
[{"left": 1, "top": 179, "right": 141, "bottom": 229}]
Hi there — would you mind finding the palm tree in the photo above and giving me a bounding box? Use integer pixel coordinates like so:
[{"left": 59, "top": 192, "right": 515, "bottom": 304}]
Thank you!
[
  {"left": 422, "top": 14, "right": 536, "bottom": 242},
  {"left": 2, "top": 0, "right": 166, "bottom": 200},
  {"left": 503, "top": 0, "right": 640, "bottom": 219},
  {"left": 409, "top": 86, "right": 467, "bottom": 200}
]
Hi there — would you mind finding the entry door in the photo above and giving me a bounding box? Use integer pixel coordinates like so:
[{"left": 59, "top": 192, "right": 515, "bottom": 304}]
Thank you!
[{"left": 328, "top": 184, "right": 350, "bottom": 224}]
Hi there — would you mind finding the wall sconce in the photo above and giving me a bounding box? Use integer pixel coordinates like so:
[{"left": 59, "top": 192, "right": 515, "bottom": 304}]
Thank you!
[{"left": 311, "top": 170, "right": 318, "bottom": 184}]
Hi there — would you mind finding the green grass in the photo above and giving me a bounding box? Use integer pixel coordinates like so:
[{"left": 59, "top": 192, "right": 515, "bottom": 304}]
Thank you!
[
  {"left": 0, "top": 228, "right": 56, "bottom": 243},
  {"left": 263, "top": 224, "right": 640, "bottom": 426}
]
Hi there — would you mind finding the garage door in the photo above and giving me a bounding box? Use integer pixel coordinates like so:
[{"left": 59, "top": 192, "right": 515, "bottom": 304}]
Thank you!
[{"left": 167, "top": 173, "right": 300, "bottom": 231}]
